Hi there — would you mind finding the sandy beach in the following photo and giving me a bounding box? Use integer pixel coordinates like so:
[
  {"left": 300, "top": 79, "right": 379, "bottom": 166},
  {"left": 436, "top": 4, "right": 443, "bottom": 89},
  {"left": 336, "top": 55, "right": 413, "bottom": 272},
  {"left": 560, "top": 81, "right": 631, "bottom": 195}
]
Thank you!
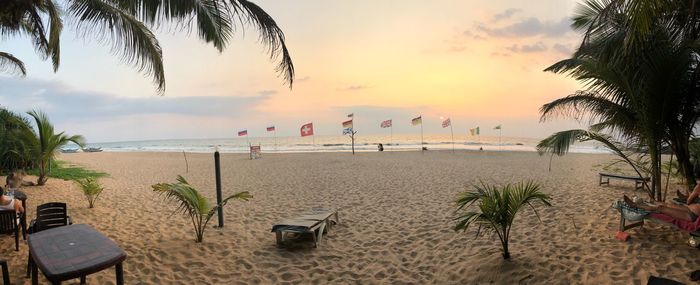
[{"left": 0, "top": 150, "right": 697, "bottom": 284}]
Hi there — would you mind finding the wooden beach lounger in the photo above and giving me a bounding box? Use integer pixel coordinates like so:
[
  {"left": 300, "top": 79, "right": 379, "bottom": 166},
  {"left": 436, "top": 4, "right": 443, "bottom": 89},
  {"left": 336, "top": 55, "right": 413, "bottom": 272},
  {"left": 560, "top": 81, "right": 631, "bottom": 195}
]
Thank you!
[
  {"left": 616, "top": 203, "right": 700, "bottom": 246},
  {"left": 599, "top": 173, "right": 650, "bottom": 190},
  {"left": 271, "top": 208, "right": 339, "bottom": 248}
]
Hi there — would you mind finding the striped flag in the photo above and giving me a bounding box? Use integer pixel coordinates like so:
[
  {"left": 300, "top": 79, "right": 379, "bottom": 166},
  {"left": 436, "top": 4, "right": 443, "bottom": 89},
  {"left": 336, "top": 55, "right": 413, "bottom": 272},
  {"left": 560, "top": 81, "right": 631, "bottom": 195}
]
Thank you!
[
  {"left": 347, "top": 113, "right": 354, "bottom": 118},
  {"left": 442, "top": 118, "right": 451, "bottom": 128},
  {"left": 494, "top": 125, "right": 502, "bottom": 130},
  {"left": 380, "top": 119, "right": 392, "bottom": 128},
  {"left": 342, "top": 119, "right": 353, "bottom": 128},
  {"left": 412, "top": 116, "right": 422, "bottom": 126},
  {"left": 238, "top": 130, "right": 248, "bottom": 136},
  {"left": 267, "top": 126, "right": 275, "bottom": 132}
]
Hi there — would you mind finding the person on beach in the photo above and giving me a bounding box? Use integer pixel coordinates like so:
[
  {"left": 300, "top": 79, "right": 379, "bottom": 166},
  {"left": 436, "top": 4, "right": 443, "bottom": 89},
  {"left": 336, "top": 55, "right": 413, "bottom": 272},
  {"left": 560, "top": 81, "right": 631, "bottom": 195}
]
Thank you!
[
  {"left": 624, "top": 183, "right": 700, "bottom": 222},
  {"left": 0, "top": 186, "right": 24, "bottom": 213}
]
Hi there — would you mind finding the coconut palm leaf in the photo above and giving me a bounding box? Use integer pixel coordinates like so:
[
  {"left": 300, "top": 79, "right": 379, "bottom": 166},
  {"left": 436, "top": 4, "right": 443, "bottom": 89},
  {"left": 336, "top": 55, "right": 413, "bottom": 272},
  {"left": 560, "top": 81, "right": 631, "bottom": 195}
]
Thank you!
[
  {"left": 0, "top": 52, "right": 26, "bottom": 76},
  {"left": 152, "top": 175, "right": 251, "bottom": 242},
  {"left": 454, "top": 181, "right": 551, "bottom": 259},
  {"left": 67, "top": 0, "right": 165, "bottom": 93},
  {"left": 26, "top": 110, "right": 85, "bottom": 185}
]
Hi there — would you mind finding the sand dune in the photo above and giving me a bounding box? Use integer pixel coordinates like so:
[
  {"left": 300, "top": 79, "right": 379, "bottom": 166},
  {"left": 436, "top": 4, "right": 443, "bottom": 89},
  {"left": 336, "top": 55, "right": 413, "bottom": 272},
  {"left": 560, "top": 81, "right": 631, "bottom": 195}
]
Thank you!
[{"left": 0, "top": 151, "right": 696, "bottom": 284}]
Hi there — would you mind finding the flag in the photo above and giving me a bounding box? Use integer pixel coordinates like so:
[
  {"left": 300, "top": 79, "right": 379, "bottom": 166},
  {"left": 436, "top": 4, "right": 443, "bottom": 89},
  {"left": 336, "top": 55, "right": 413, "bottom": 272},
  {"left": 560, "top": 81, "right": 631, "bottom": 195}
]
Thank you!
[
  {"left": 267, "top": 126, "right": 275, "bottom": 132},
  {"left": 300, "top": 123, "right": 314, "bottom": 137},
  {"left": 470, "top": 127, "right": 480, "bottom": 136},
  {"left": 347, "top": 113, "right": 354, "bottom": 118},
  {"left": 442, "top": 118, "right": 451, "bottom": 128},
  {"left": 238, "top": 130, "right": 248, "bottom": 136},
  {"left": 343, "top": 128, "right": 353, "bottom": 135},
  {"left": 494, "top": 125, "right": 502, "bottom": 130},
  {"left": 412, "top": 116, "right": 422, "bottom": 126},
  {"left": 381, "top": 119, "right": 392, "bottom": 128},
  {"left": 342, "top": 119, "right": 353, "bottom": 128}
]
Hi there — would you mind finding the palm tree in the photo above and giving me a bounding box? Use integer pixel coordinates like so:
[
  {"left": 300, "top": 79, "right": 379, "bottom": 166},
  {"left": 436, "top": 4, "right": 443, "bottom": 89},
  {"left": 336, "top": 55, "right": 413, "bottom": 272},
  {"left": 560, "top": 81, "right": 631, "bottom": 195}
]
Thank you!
[
  {"left": 0, "top": 0, "right": 294, "bottom": 92},
  {"left": 570, "top": 0, "right": 700, "bottom": 191},
  {"left": 26, "top": 110, "right": 85, "bottom": 185},
  {"left": 152, "top": 175, "right": 252, "bottom": 243},
  {"left": 539, "top": 0, "right": 699, "bottom": 199},
  {"left": 454, "top": 181, "right": 552, "bottom": 259}
]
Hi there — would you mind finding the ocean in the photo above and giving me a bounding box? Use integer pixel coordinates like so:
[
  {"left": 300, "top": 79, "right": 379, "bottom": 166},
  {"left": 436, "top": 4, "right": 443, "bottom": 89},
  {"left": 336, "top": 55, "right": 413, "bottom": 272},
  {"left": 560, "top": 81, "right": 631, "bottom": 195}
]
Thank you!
[{"left": 72, "top": 134, "right": 608, "bottom": 154}]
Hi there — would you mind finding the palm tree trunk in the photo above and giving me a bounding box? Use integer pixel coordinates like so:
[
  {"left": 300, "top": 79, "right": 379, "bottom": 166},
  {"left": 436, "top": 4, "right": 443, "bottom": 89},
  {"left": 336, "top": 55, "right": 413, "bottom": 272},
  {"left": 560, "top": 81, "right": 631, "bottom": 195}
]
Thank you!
[
  {"left": 37, "top": 160, "right": 47, "bottom": 186},
  {"left": 651, "top": 147, "right": 663, "bottom": 201},
  {"left": 672, "top": 137, "right": 696, "bottom": 191}
]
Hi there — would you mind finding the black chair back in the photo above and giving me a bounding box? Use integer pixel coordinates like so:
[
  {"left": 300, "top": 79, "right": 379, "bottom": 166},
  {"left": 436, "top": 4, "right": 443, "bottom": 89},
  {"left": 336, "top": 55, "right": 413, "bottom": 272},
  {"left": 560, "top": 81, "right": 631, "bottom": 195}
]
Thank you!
[
  {"left": 34, "top": 203, "right": 68, "bottom": 232},
  {"left": 0, "top": 210, "right": 17, "bottom": 235}
]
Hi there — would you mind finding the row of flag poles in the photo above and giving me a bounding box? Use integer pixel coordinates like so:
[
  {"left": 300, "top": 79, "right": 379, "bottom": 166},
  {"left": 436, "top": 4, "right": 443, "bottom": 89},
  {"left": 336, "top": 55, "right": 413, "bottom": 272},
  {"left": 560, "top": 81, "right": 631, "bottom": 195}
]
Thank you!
[{"left": 237, "top": 115, "right": 502, "bottom": 151}]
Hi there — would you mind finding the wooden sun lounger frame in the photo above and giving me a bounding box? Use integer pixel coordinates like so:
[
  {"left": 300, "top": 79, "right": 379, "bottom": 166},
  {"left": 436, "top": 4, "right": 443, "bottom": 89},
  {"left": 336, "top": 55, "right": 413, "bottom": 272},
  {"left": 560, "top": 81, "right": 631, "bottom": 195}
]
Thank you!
[
  {"left": 617, "top": 208, "right": 700, "bottom": 244},
  {"left": 599, "top": 173, "right": 650, "bottom": 190},
  {"left": 273, "top": 209, "right": 339, "bottom": 248}
]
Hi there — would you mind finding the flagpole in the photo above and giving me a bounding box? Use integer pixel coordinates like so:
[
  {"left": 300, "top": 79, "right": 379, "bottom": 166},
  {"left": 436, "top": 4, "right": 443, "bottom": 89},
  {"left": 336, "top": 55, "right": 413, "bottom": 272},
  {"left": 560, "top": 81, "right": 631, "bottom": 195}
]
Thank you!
[
  {"left": 390, "top": 123, "right": 393, "bottom": 152},
  {"left": 420, "top": 117, "right": 424, "bottom": 153},
  {"left": 450, "top": 121, "right": 454, "bottom": 154},
  {"left": 274, "top": 129, "right": 277, "bottom": 151},
  {"left": 499, "top": 128, "right": 502, "bottom": 151}
]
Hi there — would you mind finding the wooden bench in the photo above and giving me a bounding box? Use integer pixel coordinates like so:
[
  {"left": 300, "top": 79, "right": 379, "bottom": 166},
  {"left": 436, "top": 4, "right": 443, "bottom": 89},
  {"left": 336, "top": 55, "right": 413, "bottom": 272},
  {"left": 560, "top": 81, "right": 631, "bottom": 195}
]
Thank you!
[{"left": 599, "top": 173, "right": 650, "bottom": 190}]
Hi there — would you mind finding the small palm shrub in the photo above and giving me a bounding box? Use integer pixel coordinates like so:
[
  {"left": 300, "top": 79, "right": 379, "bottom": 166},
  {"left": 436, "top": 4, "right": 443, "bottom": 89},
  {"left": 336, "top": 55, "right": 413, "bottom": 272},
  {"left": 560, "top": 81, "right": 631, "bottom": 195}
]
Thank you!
[
  {"left": 152, "top": 175, "right": 252, "bottom": 243},
  {"left": 76, "top": 177, "right": 104, "bottom": 208},
  {"left": 454, "top": 181, "right": 552, "bottom": 259}
]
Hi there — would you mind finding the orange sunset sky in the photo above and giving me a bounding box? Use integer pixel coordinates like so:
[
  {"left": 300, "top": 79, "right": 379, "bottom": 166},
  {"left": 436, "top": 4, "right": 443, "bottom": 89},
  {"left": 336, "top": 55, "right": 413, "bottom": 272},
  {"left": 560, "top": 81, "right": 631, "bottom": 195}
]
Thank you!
[{"left": 0, "top": 0, "right": 588, "bottom": 142}]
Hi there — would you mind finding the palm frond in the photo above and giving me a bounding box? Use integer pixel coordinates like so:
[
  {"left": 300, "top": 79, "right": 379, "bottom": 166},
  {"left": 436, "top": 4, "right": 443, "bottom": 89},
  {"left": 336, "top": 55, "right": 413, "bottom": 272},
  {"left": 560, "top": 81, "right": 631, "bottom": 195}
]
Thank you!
[
  {"left": 0, "top": 52, "right": 27, "bottom": 76},
  {"left": 67, "top": 0, "right": 165, "bottom": 93},
  {"left": 230, "top": 0, "right": 294, "bottom": 88}
]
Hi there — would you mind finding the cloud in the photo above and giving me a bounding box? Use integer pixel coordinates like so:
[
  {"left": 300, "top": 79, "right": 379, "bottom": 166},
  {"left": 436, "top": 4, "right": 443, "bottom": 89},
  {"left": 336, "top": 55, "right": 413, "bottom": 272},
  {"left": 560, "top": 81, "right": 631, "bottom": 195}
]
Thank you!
[
  {"left": 296, "top": 76, "right": 311, "bottom": 82},
  {"left": 256, "top": 90, "right": 277, "bottom": 96},
  {"left": 493, "top": 8, "right": 522, "bottom": 21},
  {"left": 339, "top": 85, "right": 372, "bottom": 91},
  {"left": 506, "top": 42, "right": 548, "bottom": 53},
  {"left": 552, "top": 43, "right": 573, "bottom": 55},
  {"left": 0, "top": 77, "right": 269, "bottom": 121},
  {"left": 476, "top": 17, "right": 571, "bottom": 38}
]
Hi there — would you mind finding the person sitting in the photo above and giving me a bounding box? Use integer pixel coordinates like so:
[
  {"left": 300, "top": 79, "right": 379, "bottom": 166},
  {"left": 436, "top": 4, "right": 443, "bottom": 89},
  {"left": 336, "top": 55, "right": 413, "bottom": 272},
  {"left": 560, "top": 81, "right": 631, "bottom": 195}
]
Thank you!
[
  {"left": 624, "top": 183, "right": 700, "bottom": 222},
  {"left": 0, "top": 186, "right": 24, "bottom": 213}
]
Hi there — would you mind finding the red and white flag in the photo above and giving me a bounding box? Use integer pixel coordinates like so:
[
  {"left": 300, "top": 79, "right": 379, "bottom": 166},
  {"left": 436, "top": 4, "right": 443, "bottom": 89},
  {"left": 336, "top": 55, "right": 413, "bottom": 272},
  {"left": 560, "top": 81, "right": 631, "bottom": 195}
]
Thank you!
[
  {"left": 442, "top": 118, "right": 451, "bottom": 128},
  {"left": 267, "top": 126, "right": 275, "bottom": 132},
  {"left": 238, "top": 130, "right": 248, "bottom": 136},
  {"left": 380, "top": 119, "right": 392, "bottom": 128},
  {"left": 300, "top": 123, "right": 314, "bottom": 137}
]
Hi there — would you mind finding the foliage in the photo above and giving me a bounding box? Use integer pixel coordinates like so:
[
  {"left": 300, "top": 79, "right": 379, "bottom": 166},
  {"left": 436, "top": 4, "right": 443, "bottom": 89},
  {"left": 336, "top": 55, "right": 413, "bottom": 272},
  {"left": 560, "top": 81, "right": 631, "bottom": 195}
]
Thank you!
[
  {"left": 0, "top": 108, "right": 34, "bottom": 173},
  {"left": 26, "top": 110, "right": 85, "bottom": 185},
  {"left": 152, "top": 175, "right": 252, "bottom": 243},
  {"left": 454, "top": 181, "right": 552, "bottom": 259},
  {"left": 27, "top": 160, "right": 108, "bottom": 181},
  {"left": 0, "top": 0, "right": 294, "bottom": 92},
  {"left": 538, "top": 0, "right": 700, "bottom": 199},
  {"left": 75, "top": 177, "right": 104, "bottom": 208}
]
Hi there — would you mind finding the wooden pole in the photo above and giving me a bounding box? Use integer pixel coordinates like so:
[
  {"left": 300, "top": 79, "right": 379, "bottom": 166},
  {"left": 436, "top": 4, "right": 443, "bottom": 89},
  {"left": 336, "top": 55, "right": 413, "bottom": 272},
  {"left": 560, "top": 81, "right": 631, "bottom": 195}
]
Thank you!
[
  {"left": 214, "top": 150, "right": 223, "bottom": 227},
  {"left": 450, "top": 122, "right": 455, "bottom": 153},
  {"left": 420, "top": 119, "right": 424, "bottom": 153}
]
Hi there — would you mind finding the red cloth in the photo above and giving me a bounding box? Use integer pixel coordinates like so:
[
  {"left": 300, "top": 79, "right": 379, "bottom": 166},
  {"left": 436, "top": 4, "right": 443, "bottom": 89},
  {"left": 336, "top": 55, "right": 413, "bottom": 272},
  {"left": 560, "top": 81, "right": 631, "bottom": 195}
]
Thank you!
[
  {"left": 300, "top": 123, "right": 314, "bottom": 137},
  {"left": 649, "top": 213, "right": 700, "bottom": 232}
]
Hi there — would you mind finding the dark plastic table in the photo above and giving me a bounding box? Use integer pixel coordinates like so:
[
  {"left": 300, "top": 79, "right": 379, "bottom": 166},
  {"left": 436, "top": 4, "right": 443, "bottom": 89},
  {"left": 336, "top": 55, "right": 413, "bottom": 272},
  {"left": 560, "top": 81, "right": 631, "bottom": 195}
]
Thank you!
[{"left": 28, "top": 224, "right": 127, "bottom": 285}]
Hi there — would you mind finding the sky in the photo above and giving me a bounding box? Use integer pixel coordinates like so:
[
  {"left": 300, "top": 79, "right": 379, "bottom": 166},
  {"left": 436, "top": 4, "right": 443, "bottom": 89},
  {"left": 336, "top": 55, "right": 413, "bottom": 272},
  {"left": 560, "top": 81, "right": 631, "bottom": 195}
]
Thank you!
[{"left": 0, "top": 0, "right": 589, "bottom": 143}]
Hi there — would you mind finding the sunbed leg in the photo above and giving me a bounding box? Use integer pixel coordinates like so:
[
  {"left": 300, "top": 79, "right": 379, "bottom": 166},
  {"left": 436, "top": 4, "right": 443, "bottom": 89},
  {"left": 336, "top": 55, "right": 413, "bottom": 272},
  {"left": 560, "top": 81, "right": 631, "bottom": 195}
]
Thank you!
[
  {"left": 276, "top": 231, "right": 282, "bottom": 245},
  {"left": 619, "top": 213, "right": 626, "bottom": 232}
]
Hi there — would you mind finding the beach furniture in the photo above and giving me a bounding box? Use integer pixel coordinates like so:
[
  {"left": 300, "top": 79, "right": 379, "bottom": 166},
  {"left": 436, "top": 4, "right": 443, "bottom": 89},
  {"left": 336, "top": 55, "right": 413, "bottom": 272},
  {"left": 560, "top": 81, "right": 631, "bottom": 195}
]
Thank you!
[
  {"left": 271, "top": 208, "right": 339, "bottom": 248},
  {"left": 26, "top": 202, "right": 72, "bottom": 278},
  {"left": 0, "top": 259, "right": 8, "bottom": 285},
  {"left": 615, "top": 200, "right": 700, "bottom": 246},
  {"left": 0, "top": 210, "right": 20, "bottom": 251},
  {"left": 28, "top": 224, "right": 127, "bottom": 285},
  {"left": 599, "top": 173, "right": 650, "bottom": 190}
]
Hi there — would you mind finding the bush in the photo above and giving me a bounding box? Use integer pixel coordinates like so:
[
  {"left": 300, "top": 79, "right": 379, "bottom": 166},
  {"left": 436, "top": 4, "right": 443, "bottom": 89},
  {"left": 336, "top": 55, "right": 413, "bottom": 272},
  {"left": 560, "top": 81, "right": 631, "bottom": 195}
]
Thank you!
[{"left": 76, "top": 177, "right": 104, "bottom": 208}]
